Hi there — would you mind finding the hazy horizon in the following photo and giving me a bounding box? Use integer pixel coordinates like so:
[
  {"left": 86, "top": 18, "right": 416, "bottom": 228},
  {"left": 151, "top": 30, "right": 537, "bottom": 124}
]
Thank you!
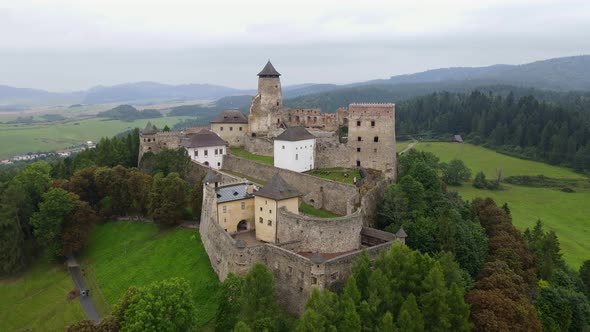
[{"left": 1, "top": 0, "right": 589, "bottom": 91}]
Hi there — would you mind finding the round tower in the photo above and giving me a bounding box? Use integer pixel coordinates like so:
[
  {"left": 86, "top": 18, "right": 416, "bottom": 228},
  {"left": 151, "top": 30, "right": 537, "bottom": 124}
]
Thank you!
[{"left": 248, "top": 60, "right": 282, "bottom": 136}]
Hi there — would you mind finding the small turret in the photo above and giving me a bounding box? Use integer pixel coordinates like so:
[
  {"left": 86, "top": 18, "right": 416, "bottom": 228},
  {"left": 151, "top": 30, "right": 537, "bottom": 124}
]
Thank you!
[{"left": 204, "top": 168, "right": 221, "bottom": 188}]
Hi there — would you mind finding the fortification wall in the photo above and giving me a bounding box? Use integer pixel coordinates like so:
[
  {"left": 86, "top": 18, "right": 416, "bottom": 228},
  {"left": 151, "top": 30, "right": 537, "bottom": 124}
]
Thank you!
[
  {"left": 277, "top": 208, "right": 362, "bottom": 253},
  {"left": 243, "top": 136, "right": 274, "bottom": 156},
  {"left": 315, "top": 135, "right": 351, "bottom": 169},
  {"left": 222, "top": 155, "right": 358, "bottom": 215},
  {"left": 359, "top": 178, "right": 394, "bottom": 227},
  {"left": 323, "top": 242, "right": 394, "bottom": 287},
  {"left": 265, "top": 245, "right": 315, "bottom": 315}
]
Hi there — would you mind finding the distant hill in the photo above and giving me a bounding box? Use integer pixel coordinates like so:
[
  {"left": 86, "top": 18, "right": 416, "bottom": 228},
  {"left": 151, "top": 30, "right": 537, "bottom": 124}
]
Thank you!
[
  {"left": 364, "top": 55, "right": 590, "bottom": 91},
  {"left": 1, "top": 55, "right": 589, "bottom": 108},
  {"left": 83, "top": 82, "right": 254, "bottom": 104},
  {"left": 97, "top": 104, "right": 162, "bottom": 121}
]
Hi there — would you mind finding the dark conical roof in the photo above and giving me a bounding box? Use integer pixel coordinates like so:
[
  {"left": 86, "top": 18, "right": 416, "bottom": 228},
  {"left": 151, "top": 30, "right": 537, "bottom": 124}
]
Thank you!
[
  {"left": 142, "top": 121, "right": 157, "bottom": 134},
  {"left": 275, "top": 126, "right": 315, "bottom": 142},
  {"left": 204, "top": 168, "right": 220, "bottom": 184},
  {"left": 396, "top": 226, "right": 407, "bottom": 238},
  {"left": 254, "top": 173, "right": 301, "bottom": 200},
  {"left": 257, "top": 60, "right": 281, "bottom": 77},
  {"left": 310, "top": 252, "right": 326, "bottom": 264}
]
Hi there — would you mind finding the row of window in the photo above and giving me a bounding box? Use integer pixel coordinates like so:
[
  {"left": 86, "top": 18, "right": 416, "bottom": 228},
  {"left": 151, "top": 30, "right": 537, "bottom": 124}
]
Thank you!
[
  {"left": 281, "top": 145, "right": 313, "bottom": 150},
  {"left": 273, "top": 262, "right": 340, "bottom": 284},
  {"left": 356, "top": 136, "right": 379, "bottom": 142},
  {"left": 194, "top": 148, "right": 224, "bottom": 158},
  {"left": 221, "top": 202, "right": 247, "bottom": 214},
  {"left": 259, "top": 217, "right": 272, "bottom": 226},
  {"left": 357, "top": 147, "right": 379, "bottom": 153},
  {"left": 259, "top": 207, "right": 272, "bottom": 214},
  {"left": 219, "top": 126, "right": 243, "bottom": 132},
  {"left": 356, "top": 120, "right": 376, "bottom": 127}
]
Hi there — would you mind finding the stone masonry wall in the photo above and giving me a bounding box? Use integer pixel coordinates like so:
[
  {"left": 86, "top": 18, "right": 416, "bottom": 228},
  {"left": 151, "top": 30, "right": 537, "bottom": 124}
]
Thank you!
[
  {"left": 222, "top": 155, "right": 358, "bottom": 215},
  {"left": 276, "top": 208, "right": 362, "bottom": 253}
]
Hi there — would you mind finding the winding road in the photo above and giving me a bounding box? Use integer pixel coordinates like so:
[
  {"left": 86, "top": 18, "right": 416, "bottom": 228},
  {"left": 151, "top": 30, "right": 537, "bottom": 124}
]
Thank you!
[{"left": 67, "top": 256, "right": 100, "bottom": 322}]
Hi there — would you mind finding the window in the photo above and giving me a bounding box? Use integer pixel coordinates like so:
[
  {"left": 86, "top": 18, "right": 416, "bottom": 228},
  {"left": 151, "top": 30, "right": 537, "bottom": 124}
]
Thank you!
[
  {"left": 331, "top": 272, "right": 339, "bottom": 280},
  {"left": 267, "top": 220, "right": 272, "bottom": 226},
  {"left": 215, "top": 149, "right": 218, "bottom": 155},
  {"left": 222, "top": 206, "right": 227, "bottom": 213},
  {"left": 357, "top": 136, "right": 362, "bottom": 142},
  {"left": 311, "top": 277, "right": 317, "bottom": 284},
  {"left": 194, "top": 151, "right": 198, "bottom": 157},
  {"left": 288, "top": 266, "right": 293, "bottom": 275},
  {"left": 371, "top": 120, "right": 375, "bottom": 127},
  {"left": 282, "top": 145, "right": 285, "bottom": 149},
  {"left": 356, "top": 120, "right": 361, "bottom": 126},
  {"left": 299, "top": 271, "right": 304, "bottom": 279},
  {"left": 204, "top": 150, "right": 208, "bottom": 156},
  {"left": 357, "top": 147, "right": 361, "bottom": 152},
  {"left": 230, "top": 127, "right": 233, "bottom": 131},
  {"left": 295, "top": 154, "right": 298, "bottom": 161},
  {"left": 259, "top": 217, "right": 263, "bottom": 223},
  {"left": 356, "top": 160, "right": 361, "bottom": 167},
  {"left": 277, "top": 101, "right": 279, "bottom": 106},
  {"left": 269, "top": 209, "right": 272, "bottom": 214},
  {"left": 374, "top": 148, "right": 377, "bottom": 153},
  {"left": 239, "top": 127, "right": 242, "bottom": 131},
  {"left": 241, "top": 202, "right": 245, "bottom": 210},
  {"left": 217, "top": 162, "right": 221, "bottom": 167},
  {"left": 220, "top": 127, "right": 224, "bottom": 131},
  {"left": 220, "top": 148, "right": 224, "bottom": 154},
  {"left": 374, "top": 136, "right": 379, "bottom": 142},
  {"left": 260, "top": 207, "right": 263, "bottom": 211}
]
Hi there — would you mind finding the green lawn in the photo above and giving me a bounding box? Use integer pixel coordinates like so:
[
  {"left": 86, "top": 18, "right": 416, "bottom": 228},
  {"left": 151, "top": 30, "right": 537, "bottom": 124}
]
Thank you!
[
  {"left": 0, "top": 116, "right": 193, "bottom": 159},
  {"left": 300, "top": 202, "right": 342, "bottom": 218},
  {"left": 305, "top": 167, "right": 360, "bottom": 185},
  {"left": 416, "top": 142, "right": 584, "bottom": 179},
  {"left": 79, "top": 222, "right": 220, "bottom": 327},
  {"left": 229, "top": 147, "right": 274, "bottom": 165},
  {"left": 454, "top": 185, "right": 590, "bottom": 268},
  {"left": 0, "top": 258, "right": 85, "bottom": 332},
  {"left": 417, "top": 142, "right": 589, "bottom": 268},
  {"left": 396, "top": 141, "right": 411, "bottom": 153}
]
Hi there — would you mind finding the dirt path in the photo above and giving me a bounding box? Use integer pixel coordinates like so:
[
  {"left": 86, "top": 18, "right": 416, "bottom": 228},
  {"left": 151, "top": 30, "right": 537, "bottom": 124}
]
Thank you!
[
  {"left": 400, "top": 141, "right": 418, "bottom": 154},
  {"left": 67, "top": 256, "right": 100, "bottom": 323}
]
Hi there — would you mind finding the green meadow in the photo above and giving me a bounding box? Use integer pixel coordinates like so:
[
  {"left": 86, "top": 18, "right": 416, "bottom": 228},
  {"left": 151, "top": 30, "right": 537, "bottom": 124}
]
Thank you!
[
  {"left": 79, "top": 222, "right": 220, "bottom": 327},
  {"left": 0, "top": 258, "right": 85, "bottom": 332},
  {"left": 415, "top": 142, "right": 590, "bottom": 268},
  {"left": 0, "top": 116, "right": 192, "bottom": 159}
]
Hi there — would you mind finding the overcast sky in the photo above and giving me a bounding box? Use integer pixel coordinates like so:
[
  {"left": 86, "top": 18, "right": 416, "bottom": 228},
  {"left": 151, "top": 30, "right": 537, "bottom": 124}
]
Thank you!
[{"left": 1, "top": 0, "right": 589, "bottom": 91}]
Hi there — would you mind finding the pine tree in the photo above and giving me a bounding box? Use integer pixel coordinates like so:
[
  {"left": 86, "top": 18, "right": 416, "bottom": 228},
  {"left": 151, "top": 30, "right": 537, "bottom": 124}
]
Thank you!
[
  {"left": 338, "top": 297, "right": 361, "bottom": 332},
  {"left": 397, "top": 294, "right": 424, "bottom": 332},
  {"left": 419, "top": 263, "right": 451, "bottom": 331},
  {"left": 447, "top": 283, "right": 472, "bottom": 331},
  {"left": 380, "top": 311, "right": 396, "bottom": 332}
]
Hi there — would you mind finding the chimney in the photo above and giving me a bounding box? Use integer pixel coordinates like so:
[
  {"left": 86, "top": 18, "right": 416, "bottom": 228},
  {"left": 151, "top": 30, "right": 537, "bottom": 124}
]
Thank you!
[{"left": 246, "top": 182, "right": 254, "bottom": 195}]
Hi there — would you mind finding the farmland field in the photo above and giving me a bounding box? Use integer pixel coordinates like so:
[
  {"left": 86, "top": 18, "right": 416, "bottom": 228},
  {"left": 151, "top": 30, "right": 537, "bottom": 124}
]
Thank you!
[
  {"left": 79, "top": 222, "right": 219, "bottom": 327},
  {"left": 0, "top": 116, "right": 193, "bottom": 159},
  {"left": 415, "top": 142, "right": 590, "bottom": 268}
]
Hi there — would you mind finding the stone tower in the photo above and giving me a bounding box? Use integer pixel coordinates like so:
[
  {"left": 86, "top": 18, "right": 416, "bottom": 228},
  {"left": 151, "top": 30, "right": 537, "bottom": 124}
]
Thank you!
[{"left": 248, "top": 60, "right": 282, "bottom": 137}]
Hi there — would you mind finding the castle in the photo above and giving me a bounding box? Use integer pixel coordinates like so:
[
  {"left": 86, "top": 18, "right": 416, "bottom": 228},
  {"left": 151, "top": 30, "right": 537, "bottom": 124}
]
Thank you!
[{"left": 139, "top": 61, "right": 403, "bottom": 313}]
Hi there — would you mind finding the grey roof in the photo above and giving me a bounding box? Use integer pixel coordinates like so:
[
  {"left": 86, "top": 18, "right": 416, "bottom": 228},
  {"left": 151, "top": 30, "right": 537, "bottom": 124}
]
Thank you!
[
  {"left": 396, "top": 227, "right": 407, "bottom": 238},
  {"left": 211, "top": 110, "right": 248, "bottom": 124},
  {"left": 182, "top": 129, "right": 228, "bottom": 148},
  {"left": 275, "top": 126, "right": 315, "bottom": 142},
  {"left": 142, "top": 121, "right": 157, "bottom": 134},
  {"left": 216, "top": 183, "right": 254, "bottom": 203},
  {"left": 254, "top": 174, "right": 301, "bottom": 200},
  {"left": 310, "top": 252, "right": 326, "bottom": 264},
  {"left": 257, "top": 60, "right": 281, "bottom": 77},
  {"left": 204, "top": 168, "right": 220, "bottom": 184}
]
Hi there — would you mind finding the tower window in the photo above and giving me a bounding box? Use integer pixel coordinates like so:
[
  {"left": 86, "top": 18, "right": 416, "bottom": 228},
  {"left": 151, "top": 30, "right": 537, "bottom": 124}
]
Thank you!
[
  {"left": 239, "top": 127, "right": 242, "bottom": 131},
  {"left": 357, "top": 136, "right": 362, "bottom": 142},
  {"left": 356, "top": 160, "right": 361, "bottom": 167},
  {"left": 374, "top": 136, "right": 379, "bottom": 142},
  {"left": 357, "top": 121, "right": 361, "bottom": 126},
  {"left": 230, "top": 127, "right": 233, "bottom": 131},
  {"left": 220, "top": 127, "right": 223, "bottom": 131},
  {"left": 259, "top": 217, "right": 263, "bottom": 223},
  {"left": 267, "top": 220, "right": 272, "bottom": 226},
  {"left": 357, "top": 148, "right": 361, "bottom": 152},
  {"left": 277, "top": 102, "right": 279, "bottom": 106},
  {"left": 371, "top": 121, "right": 375, "bottom": 127}
]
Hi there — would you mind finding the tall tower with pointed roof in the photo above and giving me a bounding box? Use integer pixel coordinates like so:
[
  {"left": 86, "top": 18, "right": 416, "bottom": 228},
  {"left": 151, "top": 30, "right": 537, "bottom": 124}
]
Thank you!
[{"left": 248, "top": 60, "right": 283, "bottom": 136}]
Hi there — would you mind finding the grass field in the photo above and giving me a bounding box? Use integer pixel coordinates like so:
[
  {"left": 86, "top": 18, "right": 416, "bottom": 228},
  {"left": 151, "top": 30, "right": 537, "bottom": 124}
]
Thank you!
[
  {"left": 300, "top": 202, "right": 342, "bottom": 218},
  {"left": 79, "top": 222, "right": 220, "bottom": 327},
  {"left": 305, "top": 167, "right": 360, "bottom": 185},
  {"left": 229, "top": 147, "right": 274, "bottom": 165},
  {"left": 416, "top": 142, "right": 584, "bottom": 179},
  {"left": 415, "top": 142, "right": 590, "bottom": 268},
  {"left": 0, "top": 257, "right": 85, "bottom": 332},
  {"left": 0, "top": 116, "right": 193, "bottom": 159}
]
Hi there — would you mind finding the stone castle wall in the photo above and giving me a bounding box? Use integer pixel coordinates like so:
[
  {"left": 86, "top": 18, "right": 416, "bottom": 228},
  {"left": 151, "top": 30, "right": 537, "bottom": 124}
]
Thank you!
[
  {"left": 222, "top": 155, "right": 358, "bottom": 215},
  {"left": 276, "top": 208, "right": 362, "bottom": 253},
  {"left": 243, "top": 136, "right": 274, "bottom": 156}
]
